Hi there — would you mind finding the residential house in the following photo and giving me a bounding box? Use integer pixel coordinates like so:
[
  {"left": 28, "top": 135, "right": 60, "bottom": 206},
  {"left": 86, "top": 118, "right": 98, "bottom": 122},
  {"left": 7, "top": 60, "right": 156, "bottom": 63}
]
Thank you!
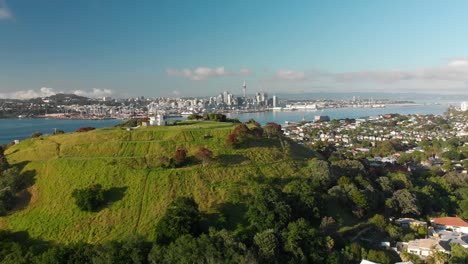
[{"left": 431, "top": 217, "right": 468, "bottom": 234}]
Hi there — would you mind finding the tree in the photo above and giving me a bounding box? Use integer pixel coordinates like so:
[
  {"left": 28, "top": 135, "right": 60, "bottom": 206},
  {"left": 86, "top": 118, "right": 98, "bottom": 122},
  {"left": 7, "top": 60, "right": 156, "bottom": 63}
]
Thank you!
[
  {"left": 281, "top": 218, "right": 326, "bottom": 263},
  {"left": 195, "top": 146, "right": 213, "bottom": 165},
  {"left": 449, "top": 244, "right": 468, "bottom": 264},
  {"left": 71, "top": 184, "right": 105, "bottom": 212},
  {"left": 155, "top": 197, "right": 201, "bottom": 244},
  {"left": 387, "top": 189, "right": 420, "bottom": 216},
  {"left": 0, "top": 146, "right": 9, "bottom": 172},
  {"left": 246, "top": 185, "right": 291, "bottom": 232},
  {"left": 263, "top": 122, "right": 282, "bottom": 138},
  {"left": 253, "top": 229, "right": 280, "bottom": 262}
]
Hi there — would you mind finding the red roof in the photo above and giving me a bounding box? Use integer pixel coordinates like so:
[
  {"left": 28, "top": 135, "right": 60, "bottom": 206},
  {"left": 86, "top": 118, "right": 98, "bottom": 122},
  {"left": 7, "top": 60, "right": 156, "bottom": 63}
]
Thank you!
[{"left": 432, "top": 217, "right": 468, "bottom": 227}]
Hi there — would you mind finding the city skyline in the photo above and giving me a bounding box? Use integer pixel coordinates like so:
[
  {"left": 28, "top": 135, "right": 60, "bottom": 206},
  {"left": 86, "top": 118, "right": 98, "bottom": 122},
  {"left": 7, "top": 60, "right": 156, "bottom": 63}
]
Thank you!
[{"left": 2, "top": 0, "right": 468, "bottom": 99}]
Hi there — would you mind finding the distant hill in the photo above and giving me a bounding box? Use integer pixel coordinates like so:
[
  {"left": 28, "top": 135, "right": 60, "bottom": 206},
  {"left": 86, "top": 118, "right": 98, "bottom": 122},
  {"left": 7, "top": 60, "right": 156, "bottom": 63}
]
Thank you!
[
  {"left": 27, "top": 93, "right": 95, "bottom": 105},
  {"left": 0, "top": 121, "right": 317, "bottom": 243}
]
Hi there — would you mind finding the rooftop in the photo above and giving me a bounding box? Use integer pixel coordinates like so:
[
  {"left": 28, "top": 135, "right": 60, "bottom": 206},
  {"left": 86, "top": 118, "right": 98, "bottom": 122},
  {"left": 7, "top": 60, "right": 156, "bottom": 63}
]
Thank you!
[{"left": 431, "top": 217, "right": 468, "bottom": 227}]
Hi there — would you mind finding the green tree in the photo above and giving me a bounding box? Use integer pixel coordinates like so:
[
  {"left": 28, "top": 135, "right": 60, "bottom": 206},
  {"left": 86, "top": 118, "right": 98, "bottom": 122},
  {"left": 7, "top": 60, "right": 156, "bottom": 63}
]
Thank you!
[
  {"left": 71, "top": 184, "right": 105, "bottom": 212},
  {"left": 450, "top": 244, "right": 468, "bottom": 264},
  {"left": 253, "top": 229, "right": 280, "bottom": 262},
  {"left": 155, "top": 197, "right": 201, "bottom": 244},
  {"left": 246, "top": 185, "right": 291, "bottom": 232}
]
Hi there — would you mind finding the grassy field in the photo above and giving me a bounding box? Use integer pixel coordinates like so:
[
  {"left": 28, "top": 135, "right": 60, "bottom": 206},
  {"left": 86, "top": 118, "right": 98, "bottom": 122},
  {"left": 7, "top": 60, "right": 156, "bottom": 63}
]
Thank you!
[{"left": 0, "top": 121, "right": 316, "bottom": 243}]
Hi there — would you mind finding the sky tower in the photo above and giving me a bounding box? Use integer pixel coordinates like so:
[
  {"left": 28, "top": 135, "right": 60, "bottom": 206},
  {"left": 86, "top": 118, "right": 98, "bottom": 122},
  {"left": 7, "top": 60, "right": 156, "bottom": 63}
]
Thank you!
[{"left": 242, "top": 81, "right": 246, "bottom": 98}]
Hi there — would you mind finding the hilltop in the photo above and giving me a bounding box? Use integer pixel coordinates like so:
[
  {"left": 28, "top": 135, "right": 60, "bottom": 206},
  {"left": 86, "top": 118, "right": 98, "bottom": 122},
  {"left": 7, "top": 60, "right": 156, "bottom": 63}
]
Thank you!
[{"left": 0, "top": 121, "right": 316, "bottom": 243}]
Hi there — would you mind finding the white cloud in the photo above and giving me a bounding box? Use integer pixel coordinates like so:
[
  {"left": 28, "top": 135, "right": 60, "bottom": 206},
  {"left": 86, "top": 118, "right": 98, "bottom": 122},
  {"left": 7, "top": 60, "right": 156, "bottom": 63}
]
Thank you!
[
  {"left": 239, "top": 68, "right": 252, "bottom": 75},
  {"left": 0, "top": 87, "right": 114, "bottom": 99},
  {"left": 333, "top": 59, "right": 468, "bottom": 84},
  {"left": 73, "top": 88, "right": 112, "bottom": 98},
  {"left": 275, "top": 70, "right": 306, "bottom": 81},
  {"left": 0, "top": 0, "right": 13, "bottom": 20},
  {"left": 167, "top": 66, "right": 229, "bottom": 80},
  {"left": 0, "top": 87, "right": 57, "bottom": 99},
  {"left": 447, "top": 58, "right": 468, "bottom": 67}
]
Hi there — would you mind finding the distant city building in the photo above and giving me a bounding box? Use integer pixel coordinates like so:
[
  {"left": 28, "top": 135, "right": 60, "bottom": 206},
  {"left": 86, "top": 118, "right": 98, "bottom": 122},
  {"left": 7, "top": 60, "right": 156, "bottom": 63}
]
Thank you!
[
  {"left": 272, "top": 95, "right": 278, "bottom": 107},
  {"left": 314, "top": 115, "right": 330, "bottom": 122},
  {"left": 150, "top": 113, "right": 166, "bottom": 126},
  {"left": 242, "top": 81, "right": 247, "bottom": 98}
]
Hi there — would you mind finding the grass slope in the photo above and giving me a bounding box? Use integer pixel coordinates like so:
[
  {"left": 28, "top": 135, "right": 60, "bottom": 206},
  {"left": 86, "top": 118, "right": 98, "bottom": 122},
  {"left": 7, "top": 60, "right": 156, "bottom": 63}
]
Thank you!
[{"left": 0, "top": 121, "right": 316, "bottom": 243}]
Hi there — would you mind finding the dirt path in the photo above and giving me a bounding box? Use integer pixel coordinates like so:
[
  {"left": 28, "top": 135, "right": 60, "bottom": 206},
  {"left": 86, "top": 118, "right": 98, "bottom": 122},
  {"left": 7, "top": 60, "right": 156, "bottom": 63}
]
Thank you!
[{"left": 133, "top": 171, "right": 150, "bottom": 232}]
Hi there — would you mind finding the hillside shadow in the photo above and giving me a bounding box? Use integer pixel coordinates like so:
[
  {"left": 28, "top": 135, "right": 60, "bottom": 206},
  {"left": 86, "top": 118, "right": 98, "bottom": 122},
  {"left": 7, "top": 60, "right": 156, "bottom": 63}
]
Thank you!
[
  {"left": 238, "top": 138, "right": 282, "bottom": 149},
  {"left": 103, "top": 186, "right": 128, "bottom": 207},
  {"left": 0, "top": 230, "right": 52, "bottom": 250},
  {"left": 217, "top": 154, "right": 250, "bottom": 166},
  {"left": 200, "top": 201, "right": 249, "bottom": 232},
  {"left": 20, "top": 169, "right": 37, "bottom": 189}
]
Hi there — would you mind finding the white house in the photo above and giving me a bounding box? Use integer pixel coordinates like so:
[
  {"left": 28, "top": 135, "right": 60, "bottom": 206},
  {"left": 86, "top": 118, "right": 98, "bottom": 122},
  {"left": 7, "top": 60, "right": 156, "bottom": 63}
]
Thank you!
[
  {"left": 431, "top": 217, "right": 468, "bottom": 234},
  {"left": 407, "top": 238, "right": 448, "bottom": 257}
]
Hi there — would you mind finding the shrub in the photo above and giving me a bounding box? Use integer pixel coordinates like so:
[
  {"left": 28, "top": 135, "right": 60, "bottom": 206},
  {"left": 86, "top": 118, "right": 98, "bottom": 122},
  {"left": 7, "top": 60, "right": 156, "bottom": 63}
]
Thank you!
[
  {"left": 263, "top": 122, "right": 282, "bottom": 138},
  {"left": 174, "top": 149, "right": 187, "bottom": 167},
  {"left": 31, "top": 132, "right": 43, "bottom": 138},
  {"left": 187, "top": 114, "right": 203, "bottom": 120},
  {"left": 72, "top": 184, "right": 105, "bottom": 212},
  {"left": 76, "top": 127, "right": 95, "bottom": 133},
  {"left": 226, "top": 133, "right": 238, "bottom": 147},
  {"left": 195, "top": 146, "right": 213, "bottom": 165}
]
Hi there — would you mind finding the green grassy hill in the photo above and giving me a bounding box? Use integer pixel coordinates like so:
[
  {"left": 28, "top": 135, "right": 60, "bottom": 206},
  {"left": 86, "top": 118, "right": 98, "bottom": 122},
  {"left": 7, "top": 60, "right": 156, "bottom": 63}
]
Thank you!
[{"left": 0, "top": 121, "right": 316, "bottom": 244}]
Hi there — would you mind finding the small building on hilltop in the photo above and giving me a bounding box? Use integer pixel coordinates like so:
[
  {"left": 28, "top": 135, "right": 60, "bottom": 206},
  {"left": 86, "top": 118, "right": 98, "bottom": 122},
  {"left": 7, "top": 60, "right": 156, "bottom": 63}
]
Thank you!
[{"left": 149, "top": 113, "right": 166, "bottom": 126}]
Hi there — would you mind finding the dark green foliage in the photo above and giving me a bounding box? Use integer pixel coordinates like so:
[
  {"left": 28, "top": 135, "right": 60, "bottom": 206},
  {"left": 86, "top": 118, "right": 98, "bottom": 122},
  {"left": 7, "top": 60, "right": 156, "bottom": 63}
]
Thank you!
[
  {"left": 284, "top": 179, "right": 322, "bottom": 222},
  {"left": 246, "top": 185, "right": 291, "bottom": 232},
  {"left": 0, "top": 146, "right": 9, "bottom": 172},
  {"left": 187, "top": 114, "right": 203, "bottom": 120},
  {"left": 155, "top": 197, "right": 201, "bottom": 244},
  {"left": 71, "top": 184, "right": 105, "bottom": 212},
  {"left": 253, "top": 229, "right": 280, "bottom": 262},
  {"left": 441, "top": 150, "right": 462, "bottom": 161},
  {"left": 0, "top": 163, "right": 22, "bottom": 216},
  {"left": 281, "top": 218, "right": 330, "bottom": 263}
]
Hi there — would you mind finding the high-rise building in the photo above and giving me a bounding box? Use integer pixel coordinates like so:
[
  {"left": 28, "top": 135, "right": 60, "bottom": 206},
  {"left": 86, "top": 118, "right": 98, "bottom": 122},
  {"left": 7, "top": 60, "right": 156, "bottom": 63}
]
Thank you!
[
  {"left": 242, "top": 81, "right": 247, "bottom": 98},
  {"left": 272, "top": 95, "right": 278, "bottom": 107}
]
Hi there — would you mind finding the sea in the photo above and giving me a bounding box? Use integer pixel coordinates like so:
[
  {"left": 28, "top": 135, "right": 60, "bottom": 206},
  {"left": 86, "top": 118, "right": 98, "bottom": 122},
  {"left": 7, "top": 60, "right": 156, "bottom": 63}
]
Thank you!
[{"left": 0, "top": 102, "right": 460, "bottom": 145}]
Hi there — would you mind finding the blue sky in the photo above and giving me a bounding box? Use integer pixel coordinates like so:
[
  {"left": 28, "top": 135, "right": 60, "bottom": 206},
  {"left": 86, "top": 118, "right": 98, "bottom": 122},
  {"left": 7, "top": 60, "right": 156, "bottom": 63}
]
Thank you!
[{"left": 1, "top": 0, "right": 468, "bottom": 98}]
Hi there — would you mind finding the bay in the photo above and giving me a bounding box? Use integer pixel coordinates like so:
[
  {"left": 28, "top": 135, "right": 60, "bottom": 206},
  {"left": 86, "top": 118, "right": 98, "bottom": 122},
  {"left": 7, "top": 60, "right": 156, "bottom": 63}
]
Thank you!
[
  {"left": 0, "top": 119, "right": 121, "bottom": 145},
  {"left": 0, "top": 103, "right": 453, "bottom": 145},
  {"left": 227, "top": 103, "right": 450, "bottom": 124}
]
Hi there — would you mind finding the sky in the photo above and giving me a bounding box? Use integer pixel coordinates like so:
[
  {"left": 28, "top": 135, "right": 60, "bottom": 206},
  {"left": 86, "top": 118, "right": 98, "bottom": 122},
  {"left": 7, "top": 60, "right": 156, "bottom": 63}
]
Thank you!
[{"left": 1, "top": 0, "right": 468, "bottom": 99}]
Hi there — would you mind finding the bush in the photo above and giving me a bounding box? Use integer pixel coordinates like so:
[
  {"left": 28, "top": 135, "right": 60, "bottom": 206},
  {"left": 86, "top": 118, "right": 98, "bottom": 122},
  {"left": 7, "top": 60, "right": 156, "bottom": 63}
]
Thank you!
[
  {"left": 174, "top": 149, "right": 187, "bottom": 167},
  {"left": 195, "top": 146, "right": 213, "bottom": 164},
  {"left": 31, "top": 132, "right": 43, "bottom": 138},
  {"left": 72, "top": 184, "right": 105, "bottom": 212},
  {"left": 76, "top": 127, "right": 95, "bottom": 133}
]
